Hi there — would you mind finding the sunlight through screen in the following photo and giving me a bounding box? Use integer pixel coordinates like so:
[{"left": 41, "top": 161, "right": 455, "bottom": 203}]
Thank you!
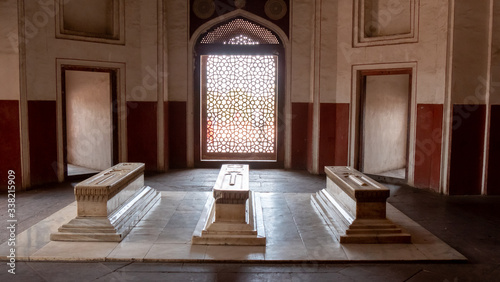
[{"left": 204, "top": 55, "right": 277, "bottom": 155}]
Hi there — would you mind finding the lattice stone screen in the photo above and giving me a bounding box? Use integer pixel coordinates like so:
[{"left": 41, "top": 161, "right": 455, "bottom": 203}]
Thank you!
[{"left": 201, "top": 54, "right": 278, "bottom": 160}]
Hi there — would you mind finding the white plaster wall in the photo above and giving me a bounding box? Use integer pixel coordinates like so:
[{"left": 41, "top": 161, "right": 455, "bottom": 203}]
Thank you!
[
  {"left": 451, "top": 0, "right": 490, "bottom": 105},
  {"left": 290, "top": 0, "right": 315, "bottom": 103},
  {"left": 364, "top": 0, "right": 412, "bottom": 37},
  {"left": 0, "top": 0, "right": 20, "bottom": 100},
  {"left": 166, "top": 0, "right": 188, "bottom": 102},
  {"left": 23, "top": 0, "right": 158, "bottom": 102},
  {"left": 336, "top": 0, "right": 449, "bottom": 104},
  {"left": 63, "top": 0, "right": 114, "bottom": 35},
  {"left": 362, "top": 74, "right": 409, "bottom": 174},
  {"left": 492, "top": 1, "right": 500, "bottom": 105},
  {"left": 319, "top": 0, "right": 338, "bottom": 103},
  {"left": 66, "top": 70, "right": 112, "bottom": 171}
]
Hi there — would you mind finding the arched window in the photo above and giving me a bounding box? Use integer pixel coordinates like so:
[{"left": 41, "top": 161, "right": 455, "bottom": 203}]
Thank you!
[{"left": 194, "top": 18, "right": 284, "bottom": 165}]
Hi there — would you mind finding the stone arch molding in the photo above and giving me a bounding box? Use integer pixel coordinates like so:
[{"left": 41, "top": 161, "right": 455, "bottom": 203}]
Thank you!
[
  {"left": 190, "top": 9, "right": 289, "bottom": 47},
  {"left": 186, "top": 9, "right": 292, "bottom": 167}
]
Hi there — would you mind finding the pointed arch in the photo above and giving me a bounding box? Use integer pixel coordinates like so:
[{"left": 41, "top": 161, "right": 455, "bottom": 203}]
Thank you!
[
  {"left": 190, "top": 9, "right": 289, "bottom": 48},
  {"left": 186, "top": 10, "right": 291, "bottom": 167}
]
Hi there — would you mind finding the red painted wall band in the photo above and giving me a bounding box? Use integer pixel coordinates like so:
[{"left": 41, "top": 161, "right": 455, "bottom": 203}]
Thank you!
[
  {"left": 318, "top": 103, "right": 349, "bottom": 173},
  {"left": 0, "top": 100, "right": 22, "bottom": 192},
  {"left": 127, "top": 101, "right": 158, "bottom": 171},
  {"left": 414, "top": 104, "right": 443, "bottom": 191},
  {"left": 28, "top": 101, "right": 58, "bottom": 186},
  {"left": 449, "top": 104, "right": 486, "bottom": 195},
  {"left": 291, "top": 103, "right": 309, "bottom": 170},
  {"left": 168, "top": 101, "right": 187, "bottom": 168},
  {"left": 487, "top": 105, "right": 500, "bottom": 195}
]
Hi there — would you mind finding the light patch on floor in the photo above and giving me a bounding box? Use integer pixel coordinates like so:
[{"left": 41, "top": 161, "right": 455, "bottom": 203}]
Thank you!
[{"left": 67, "top": 164, "right": 99, "bottom": 176}]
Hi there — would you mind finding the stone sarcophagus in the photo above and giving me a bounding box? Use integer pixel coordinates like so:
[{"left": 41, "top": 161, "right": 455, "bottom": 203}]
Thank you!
[
  {"left": 192, "top": 164, "right": 266, "bottom": 245},
  {"left": 312, "top": 166, "right": 411, "bottom": 244},
  {"left": 50, "top": 163, "right": 160, "bottom": 242}
]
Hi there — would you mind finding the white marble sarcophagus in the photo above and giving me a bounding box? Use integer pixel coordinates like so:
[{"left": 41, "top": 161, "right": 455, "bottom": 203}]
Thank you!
[
  {"left": 192, "top": 164, "right": 266, "bottom": 245},
  {"left": 50, "top": 163, "right": 160, "bottom": 242},
  {"left": 312, "top": 166, "right": 411, "bottom": 244}
]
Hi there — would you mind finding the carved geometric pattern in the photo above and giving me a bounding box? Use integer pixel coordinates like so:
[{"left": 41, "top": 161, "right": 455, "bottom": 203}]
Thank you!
[
  {"left": 227, "top": 34, "right": 259, "bottom": 45},
  {"left": 192, "top": 0, "right": 215, "bottom": 19},
  {"left": 200, "top": 18, "right": 279, "bottom": 45},
  {"left": 204, "top": 55, "right": 277, "bottom": 155},
  {"left": 265, "top": 0, "right": 288, "bottom": 21}
]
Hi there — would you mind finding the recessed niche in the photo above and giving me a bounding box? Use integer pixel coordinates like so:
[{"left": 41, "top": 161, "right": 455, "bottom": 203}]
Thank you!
[
  {"left": 354, "top": 0, "right": 419, "bottom": 47},
  {"left": 56, "top": 0, "right": 124, "bottom": 45}
]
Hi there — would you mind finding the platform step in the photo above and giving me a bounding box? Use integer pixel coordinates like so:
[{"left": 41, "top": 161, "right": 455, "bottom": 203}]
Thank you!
[
  {"left": 50, "top": 232, "right": 122, "bottom": 242},
  {"left": 340, "top": 233, "right": 412, "bottom": 244},
  {"left": 345, "top": 228, "right": 405, "bottom": 235}
]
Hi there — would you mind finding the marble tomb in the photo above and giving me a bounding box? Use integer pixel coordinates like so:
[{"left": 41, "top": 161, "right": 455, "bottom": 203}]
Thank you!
[
  {"left": 312, "top": 166, "right": 412, "bottom": 244},
  {"left": 192, "top": 164, "right": 266, "bottom": 245},
  {"left": 50, "top": 163, "right": 160, "bottom": 242}
]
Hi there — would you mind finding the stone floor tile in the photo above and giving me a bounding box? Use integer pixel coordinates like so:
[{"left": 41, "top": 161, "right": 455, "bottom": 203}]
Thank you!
[
  {"left": 134, "top": 219, "right": 169, "bottom": 228},
  {"left": 139, "top": 210, "right": 175, "bottom": 221},
  {"left": 30, "top": 241, "right": 118, "bottom": 261},
  {"left": 144, "top": 243, "right": 207, "bottom": 261},
  {"left": 290, "top": 272, "right": 355, "bottom": 282},
  {"left": 122, "top": 227, "right": 163, "bottom": 243},
  {"left": 408, "top": 263, "right": 500, "bottom": 282},
  {"left": 107, "top": 242, "right": 153, "bottom": 261},
  {"left": 205, "top": 245, "right": 265, "bottom": 261},
  {"left": 0, "top": 262, "right": 45, "bottom": 281},
  {"left": 155, "top": 227, "right": 194, "bottom": 244},
  {"left": 28, "top": 262, "right": 116, "bottom": 282},
  {"left": 165, "top": 211, "right": 203, "bottom": 228},
  {"left": 338, "top": 264, "right": 424, "bottom": 282},
  {"left": 265, "top": 243, "right": 309, "bottom": 261},
  {"left": 112, "top": 262, "right": 183, "bottom": 272},
  {"left": 96, "top": 271, "right": 216, "bottom": 282},
  {"left": 217, "top": 272, "right": 292, "bottom": 282},
  {"left": 341, "top": 244, "right": 427, "bottom": 261}
]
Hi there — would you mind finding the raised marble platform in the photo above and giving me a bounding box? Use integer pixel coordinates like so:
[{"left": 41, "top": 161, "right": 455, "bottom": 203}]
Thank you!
[
  {"left": 50, "top": 163, "right": 160, "bottom": 242},
  {"left": 192, "top": 164, "right": 266, "bottom": 245},
  {"left": 0, "top": 191, "right": 466, "bottom": 262},
  {"left": 312, "top": 166, "right": 411, "bottom": 244}
]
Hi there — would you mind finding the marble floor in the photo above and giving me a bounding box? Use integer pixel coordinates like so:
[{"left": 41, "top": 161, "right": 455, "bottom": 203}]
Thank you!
[
  {"left": 0, "top": 191, "right": 465, "bottom": 263},
  {"left": 1, "top": 169, "right": 500, "bottom": 281}
]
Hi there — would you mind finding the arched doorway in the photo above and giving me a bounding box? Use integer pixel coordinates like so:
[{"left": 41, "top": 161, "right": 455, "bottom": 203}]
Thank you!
[{"left": 193, "top": 17, "right": 285, "bottom": 167}]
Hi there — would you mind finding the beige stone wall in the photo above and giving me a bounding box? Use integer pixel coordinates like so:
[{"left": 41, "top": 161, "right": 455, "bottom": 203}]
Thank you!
[
  {"left": 364, "top": 0, "right": 412, "bottom": 37},
  {"left": 318, "top": 0, "right": 338, "bottom": 104},
  {"left": 163, "top": 0, "right": 449, "bottom": 104},
  {"left": 450, "top": 0, "right": 491, "bottom": 105},
  {"left": 0, "top": 0, "right": 20, "bottom": 100},
  {"left": 336, "top": 0, "right": 449, "bottom": 104},
  {"left": 490, "top": 1, "right": 500, "bottom": 105},
  {"left": 166, "top": 0, "right": 188, "bottom": 102},
  {"left": 290, "top": 0, "right": 315, "bottom": 103},
  {"left": 23, "top": 0, "right": 159, "bottom": 102}
]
